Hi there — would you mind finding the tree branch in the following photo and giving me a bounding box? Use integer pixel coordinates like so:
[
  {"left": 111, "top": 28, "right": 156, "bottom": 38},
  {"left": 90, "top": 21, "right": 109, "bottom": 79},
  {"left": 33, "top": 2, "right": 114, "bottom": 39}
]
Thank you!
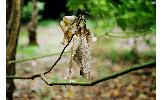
[
  {"left": 97, "top": 31, "right": 153, "bottom": 39},
  {"left": 8, "top": 51, "right": 70, "bottom": 64},
  {"left": 7, "top": 60, "right": 156, "bottom": 86},
  {"left": 6, "top": 73, "right": 40, "bottom": 80},
  {"left": 44, "top": 34, "right": 74, "bottom": 74},
  {"left": 40, "top": 60, "right": 155, "bottom": 86},
  {"left": 8, "top": 31, "right": 154, "bottom": 64},
  {"left": 6, "top": 34, "right": 75, "bottom": 80}
]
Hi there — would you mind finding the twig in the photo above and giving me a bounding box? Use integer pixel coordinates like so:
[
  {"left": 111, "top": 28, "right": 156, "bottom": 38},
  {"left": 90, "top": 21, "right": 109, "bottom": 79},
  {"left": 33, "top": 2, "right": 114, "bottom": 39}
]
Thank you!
[
  {"left": 8, "top": 34, "right": 74, "bottom": 78},
  {"left": 6, "top": 35, "right": 75, "bottom": 79},
  {"left": 44, "top": 34, "right": 75, "bottom": 74},
  {"left": 97, "top": 31, "right": 153, "bottom": 39},
  {"left": 40, "top": 60, "right": 155, "bottom": 86},
  {"left": 8, "top": 31, "right": 154, "bottom": 64},
  {"left": 6, "top": 73, "right": 40, "bottom": 80},
  {"left": 7, "top": 60, "right": 156, "bottom": 86},
  {"left": 8, "top": 51, "right": 70, "bottom": 64}
]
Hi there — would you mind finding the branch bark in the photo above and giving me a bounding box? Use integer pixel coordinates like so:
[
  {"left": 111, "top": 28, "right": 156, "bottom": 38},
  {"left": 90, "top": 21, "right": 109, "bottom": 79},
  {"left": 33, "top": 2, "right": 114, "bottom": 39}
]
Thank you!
[
  {"left": 41, "top": 60, "right": 156, "bottom": 86},
  {"left": 6, "top": 60, "right": 156, "bottom": 86},
  {"left": 6, "top": 0, "right": 22, "bottom": 99}
]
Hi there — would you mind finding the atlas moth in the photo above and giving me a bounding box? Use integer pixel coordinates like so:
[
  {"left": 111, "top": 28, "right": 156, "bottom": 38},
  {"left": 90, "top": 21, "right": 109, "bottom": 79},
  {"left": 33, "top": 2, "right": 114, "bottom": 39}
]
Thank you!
[{"left": 60, "top": 15, "right": 97, "bottom": 79}]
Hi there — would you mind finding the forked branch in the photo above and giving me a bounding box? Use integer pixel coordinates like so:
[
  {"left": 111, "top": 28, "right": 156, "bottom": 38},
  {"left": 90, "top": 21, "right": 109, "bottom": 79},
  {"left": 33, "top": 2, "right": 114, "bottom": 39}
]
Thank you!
[
  {"left": 44, "top": 34, "right": 74, "bottom": 74},
  {"left": 7, "top": 60, "right": 156, "bottom": 86}
]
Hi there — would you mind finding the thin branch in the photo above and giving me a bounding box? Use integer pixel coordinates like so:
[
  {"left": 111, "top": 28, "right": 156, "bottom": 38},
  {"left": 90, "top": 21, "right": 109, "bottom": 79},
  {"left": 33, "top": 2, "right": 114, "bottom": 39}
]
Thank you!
[
  {"left": 7, "top": 60, "right": 156, "bottom": 86},
  {"left": 40, "top": 60, "right": 155, "bottom": 86},
  {"left": 8, "top": 51, "right": 70, "bottom": 64},
  {"left": 8, "top": 35, "right": 74, "bottom": 78},
  {"left": 97, "top": 31, "right": 153, "bottom": 39},
  {"left": 8, "top": 31, "right": 154, "bottom": 64},
  {"left": 44, "top": 34, "right": 75, "bottom": 74},
  {"left": 105, "top": 32, "right": 137, "bottom": 38},
  {"left": 6, "top": 73, "right": 40, "bottom": 80}
]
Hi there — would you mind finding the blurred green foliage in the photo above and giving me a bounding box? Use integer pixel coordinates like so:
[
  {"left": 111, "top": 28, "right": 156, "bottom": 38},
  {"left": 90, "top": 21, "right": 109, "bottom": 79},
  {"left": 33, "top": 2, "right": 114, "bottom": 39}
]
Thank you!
[
  {"left": 38, "top": 19, "right": 57, "bottom": 27},
  {"left": 22, "top": 1, "right": 44, "bottom": 23},
  {"left": 22, "top": 1, "right": 33, "bottom": 22},
  {"left": 66, "top": 0, "right": 155, "bottom": 33}
]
